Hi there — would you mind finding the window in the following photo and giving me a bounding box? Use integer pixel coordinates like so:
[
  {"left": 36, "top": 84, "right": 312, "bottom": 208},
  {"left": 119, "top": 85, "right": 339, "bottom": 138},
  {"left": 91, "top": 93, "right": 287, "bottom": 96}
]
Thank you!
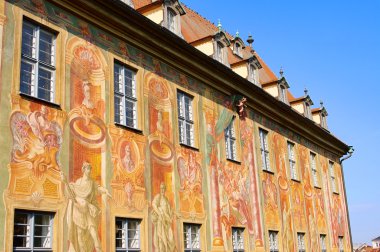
[
  {"left": 249, "top": 64, "right": 257, "bottom": 85},
  {"left": 259, "top": 129, "right": 271, "bottom": 171},
  {"left": 13, "top": 210, "right": 54, "bottom": 251},
  {"left": 321, "top": 114, "right": 327, "bottom": 128},
  {"left": 183, "top": 223, "right": 201, "bottom": 252},
  {"left": 329, "top": 161, "right": 338, "bottom": 193},
  {"left": 115, "top": 218, "right": 141, "bottom": 252},
  {"left": 21, "top": 20, "right": 56, "bottom": 102},
  {"left": 279, "top": 85, "right": 288, "bottom": 103},
  {"left": 215, "top": 42, "right": 224, "bottom": 63},
  {"left": 167, "top": 8, "right": 176, "bottom": 32},
  {"left": 269, "top": 231, "right": 279, "bottom": 252},
  {"left": 338, "top": 236, "right": 344, "bottom": 252},
  {"left": 287, "top": 142, "right": 297, "bottom": 180},
  {"left": 305, "top": 102, "right": 312, "bottom": 119},
  {"left": 232, "top": 228, "right": 244, "bottom": 252},
  {"left": 114, "top": 62, "right": 137, "bottom": 128},
  {"left": 225, "top": 117, "right": 237, "bottom": 161},
  {"left": 297, "top": 233, "right": 306, "bottom": 252},
  {"left": 310, "top": 152, "right": 319, "bottom": 187},
  {"left": 320, "top": 234, "right": 327, "bottom": 252},
  {"left": 177, "top": 91, "right": 194, "bottom": 146}
]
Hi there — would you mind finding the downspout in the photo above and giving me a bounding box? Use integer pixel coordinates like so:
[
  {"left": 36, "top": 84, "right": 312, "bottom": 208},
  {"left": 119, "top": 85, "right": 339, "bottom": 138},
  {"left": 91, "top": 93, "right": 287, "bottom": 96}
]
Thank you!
[{"left": 339, "top": 146, "right": 354, "bottom": 251}]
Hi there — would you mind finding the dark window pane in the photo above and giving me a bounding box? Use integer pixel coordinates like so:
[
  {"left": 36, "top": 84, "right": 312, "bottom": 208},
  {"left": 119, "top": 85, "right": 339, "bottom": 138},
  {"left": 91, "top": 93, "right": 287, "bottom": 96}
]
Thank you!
[{"left": 13, "top": 236, "right": 28, "bottom": 248}]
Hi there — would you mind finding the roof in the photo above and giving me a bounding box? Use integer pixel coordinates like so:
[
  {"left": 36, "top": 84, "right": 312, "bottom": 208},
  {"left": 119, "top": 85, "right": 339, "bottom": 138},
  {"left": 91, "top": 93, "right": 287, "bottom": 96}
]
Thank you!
[
  {"left": 373, "top": 236, "right": 380, "bottom": 241},
  {"left": 131, "top": 0, "right": 156, "bottom": 10},
  {"left": 84, "top": 0, "right": 350, "bottom": 155}
]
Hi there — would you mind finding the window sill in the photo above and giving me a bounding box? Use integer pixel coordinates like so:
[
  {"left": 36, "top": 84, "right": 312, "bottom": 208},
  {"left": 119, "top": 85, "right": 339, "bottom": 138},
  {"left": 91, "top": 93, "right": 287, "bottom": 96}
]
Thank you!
[
  {"left": 333, "top": 191, "right": 340, "bottom": 195},
  {"left": 226, "top": 158, "right": 241, "bottom": 165},
  {"left": 291, "top": 178, "right": 301, "bottom": 183},
  {"left": 314, "top": 185, "right": 322, "bottom": 190},
  {"left": 180, "top": 143, "right": 199, "bottom": 151},
  {"left": 115, "top": 122, "right": 143, "bottom": 135},
  {"left": 262, "top": 169, "right": 274, "bottom": 175},
  {"left": 19, "top": 92, "right": 61, "bottom": 109}
]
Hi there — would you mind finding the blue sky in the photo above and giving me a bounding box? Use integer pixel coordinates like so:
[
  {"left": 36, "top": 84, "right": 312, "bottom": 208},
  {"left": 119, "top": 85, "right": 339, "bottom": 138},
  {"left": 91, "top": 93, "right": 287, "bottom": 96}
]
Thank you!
[{"left": 184, "top": 0, "right": 380, "bottom": 244}]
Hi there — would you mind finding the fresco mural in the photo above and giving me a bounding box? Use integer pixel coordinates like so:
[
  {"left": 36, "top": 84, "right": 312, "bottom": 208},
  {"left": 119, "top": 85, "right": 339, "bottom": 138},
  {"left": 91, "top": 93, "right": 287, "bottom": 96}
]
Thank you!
[
  {"left": 7, "top": 99, "right": 64, "bottom": 200},
  {"left": 272, "top": 133, "right": 296, "bottom": 251},
  {"left": 109, "top": 126, "right": 147, "bottom": 211},
  {"left": 240, "top": 118, "right": 264, "bottom": 248},
  {"left": 60, "top": 162, "right": 111, "bottom": 252},
  {"left": 177, "top": 147, "right": 204, "bottom": 218},
  {"left": 0, "top": 0, "right": 352, "bottom": 251},
  {"left": 145, "top": 73, "right": 178, "bottom": 252}
]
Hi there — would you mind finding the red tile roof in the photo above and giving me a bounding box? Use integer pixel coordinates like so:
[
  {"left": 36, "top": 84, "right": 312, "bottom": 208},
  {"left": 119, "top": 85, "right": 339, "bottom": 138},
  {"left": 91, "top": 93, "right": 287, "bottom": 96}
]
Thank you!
[
  {"left": 131, "top": 0, "right": 156, "bottom": 10},
  {"left": 181, "top": 5, "right": 219, "bottom": 43}
]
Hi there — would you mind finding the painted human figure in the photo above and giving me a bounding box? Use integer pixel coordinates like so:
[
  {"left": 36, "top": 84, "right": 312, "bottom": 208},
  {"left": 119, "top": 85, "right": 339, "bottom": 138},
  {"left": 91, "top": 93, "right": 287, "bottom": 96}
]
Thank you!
[
  {"left": 152, "top": 183, "right": 176, "bottom": 252},
  {"left": 122, "top": 144, "right": 135, "bottom": 172},
  {"left": 60, "top": 162, "right": 111, "bottom": 252},
  {"left": 80, "top": 81, "right": 95, "bottom": 125}
]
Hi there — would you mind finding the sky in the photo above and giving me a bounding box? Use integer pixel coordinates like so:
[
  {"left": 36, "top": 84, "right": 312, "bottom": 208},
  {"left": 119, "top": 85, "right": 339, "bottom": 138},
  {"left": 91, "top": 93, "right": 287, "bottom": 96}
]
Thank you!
[{"left": 184, "top": 0, "right": 380, "bottom": 245}]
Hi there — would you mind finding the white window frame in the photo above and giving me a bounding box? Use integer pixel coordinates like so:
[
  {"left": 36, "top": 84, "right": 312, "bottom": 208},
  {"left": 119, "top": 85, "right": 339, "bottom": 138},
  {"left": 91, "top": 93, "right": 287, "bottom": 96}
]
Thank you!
[
  {"left": 114, "top": 61, "right": 137, "bottom": 129},
  {"left": 249, "top": 64, "right": 258, "bottom": 85},
  {"left": 183, "top": 223, "right": 201, "bottom": 252},
  {"left": 215, "top": 42, "right": 224, "bottom": 63},
  {"left": 115, "top": 218, "right": 141, "bottom": 252},
  {"left": 310, "top": 152, "right": 319, "bottom": 187},
  {"left": 13, "top": 210, "right": 54, "bottom": 251},
  {"left": 177, "top": 91, "right": 194, "bottom": 147},
  {"left": 329, "top": 161, "right": 338, "bottom": 193},
  {"left": 338, "top": 236, "right": 344, "bottom": 252},
  {"left": 279, "top": 84, "right": 288, "bottom": 103},
  {"left": 167, "top": 8, "right": 177, "bottom": 33},
  {"left": 20, "top": 20, "right": 56, "bottom": 103},
  {"left": 305, "top": 102, "right": 312, "bottom": 119},
  {"left": 225, "top": 117, "right": 237, "bottom": 161},
  {"left": 259, "top": 129, "right": 271, "bottom": 171},
  {"left": 287, "top": 141, "right": 297, "bottom": 180},
  {"left": 269, "top": 231, "right": 279, "bottom": 252},
  {"left": 297, "top": 232, "right": 306, "bottom": 252},
  {"left": 232, "top": 227, "right": 245, "bottom": 252},
  {"left": 320, "top": 234, "right": 327, "bottom": 252}
]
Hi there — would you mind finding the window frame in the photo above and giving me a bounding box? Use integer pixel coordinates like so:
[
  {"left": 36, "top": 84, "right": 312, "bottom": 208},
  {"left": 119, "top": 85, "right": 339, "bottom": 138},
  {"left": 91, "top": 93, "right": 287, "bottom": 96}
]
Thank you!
[
  {"left": 329, "top": 161, "right": 338, "bottom": 194},
  {"left": 225, "top": 116, "right": 238, "bottom": 161},
  {"left": 338, "top": 236, "right": 344, "bottom": 252},
  {"left": 20, "top": 19, "right": 57, "bottom": 104},
  {"left": 268, "top": 230, "right": 279, "bottom": 252},
  {"left": 297, "top": 232, "right": 306, "bottom": 252},
  {"left": 287, "top": 141, "right": 298, "bottom": 181},
  {"left": 320, "top": 234, "right": 327, "bottom": 252},
  {"left": 183, "top": 223, "right": 201, "bottom": 252},
  {"left": 13, "top": 210, "right": 54, "bottom": 252},
  {"left": 177, "top": 90, "right": 195, "bottom": 147},
  {"left": 259, "top": 128, "right": 271, "bottom": 172},
  {"left": 232, "top": 227, "right": 245, "bottom": 252},
  {"left": 113, "top": 60, "right": 138, "bottom": 130},
  {"left": 115, "top": 217, "right": 142, "bottom": 252},
  {"left": 310, "top": 152, "right": 319, "bottom": 188},
  {"left": 278, "top": 84, "right": 288, "bottom": 104}
]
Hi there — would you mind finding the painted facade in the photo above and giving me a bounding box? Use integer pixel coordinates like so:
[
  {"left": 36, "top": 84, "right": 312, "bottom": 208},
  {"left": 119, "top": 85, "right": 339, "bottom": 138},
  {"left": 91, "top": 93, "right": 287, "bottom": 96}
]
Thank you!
[{"left": 0, "top": 0, "right": 352, "bottom": 251}]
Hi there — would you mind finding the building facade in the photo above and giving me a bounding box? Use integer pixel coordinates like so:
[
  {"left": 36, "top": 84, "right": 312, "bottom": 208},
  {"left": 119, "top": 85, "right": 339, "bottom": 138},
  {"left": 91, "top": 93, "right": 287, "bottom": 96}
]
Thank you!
[{"left": 0, "top": 0, "right": 352, "bottom": 251}]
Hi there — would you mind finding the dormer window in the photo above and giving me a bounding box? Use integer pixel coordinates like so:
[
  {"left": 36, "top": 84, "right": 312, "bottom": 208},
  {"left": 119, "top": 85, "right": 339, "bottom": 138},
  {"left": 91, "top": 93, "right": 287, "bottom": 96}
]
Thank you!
[
  {"left": 167, "top": 8, "right": 176, "bottom": 32},
  {"left": 305, "top": 102, "right": 312, "bottom": 119},
  {"left": 163, "top": 0, "right": 185, "bottom": 36},
  {"left": 215, "top": 42, "right": 224, "bottom": 63},
  {"left": 321, "top": 114, "right": 327, "bottom": 128},
  {"left": 249, "top": 64, "right": 258, "bottom": 85},
  {"left": 279, "top": 85, "right": 288, "bottom": 103},
  {"left": 234, "top": 42, "right": 242, "bottom": 57},
  {"left": 277, "top": 77, "right": 289, "bottom": 104},
  {"left": 212, "top": 28, "right": 230, "bottom": 66}
]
